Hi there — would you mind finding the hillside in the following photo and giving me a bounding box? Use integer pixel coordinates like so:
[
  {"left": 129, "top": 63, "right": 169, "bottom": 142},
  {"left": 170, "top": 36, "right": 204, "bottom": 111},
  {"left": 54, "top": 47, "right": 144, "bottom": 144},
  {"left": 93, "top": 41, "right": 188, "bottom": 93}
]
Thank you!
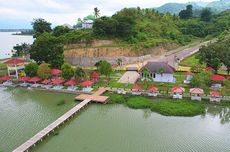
[{"left": 156, "top": 0, "right": 230, "bottom": 14}]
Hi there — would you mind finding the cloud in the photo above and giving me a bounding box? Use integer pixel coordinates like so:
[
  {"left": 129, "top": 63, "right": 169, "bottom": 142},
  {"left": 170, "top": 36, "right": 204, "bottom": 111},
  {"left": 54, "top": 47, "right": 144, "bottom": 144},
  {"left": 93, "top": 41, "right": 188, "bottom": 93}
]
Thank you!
[{"left": 0, "top": 0, "right": 217, "bottom": 28}]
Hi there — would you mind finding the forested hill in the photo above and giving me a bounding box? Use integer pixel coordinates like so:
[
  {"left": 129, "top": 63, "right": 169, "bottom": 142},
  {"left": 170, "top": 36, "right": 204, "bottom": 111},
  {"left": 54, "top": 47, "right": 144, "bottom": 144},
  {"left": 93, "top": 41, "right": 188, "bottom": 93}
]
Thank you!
[
  {"left": 156, "top": 0, "right": 230, "bottom": 14},
  {"left": 56, "top": 8, "right": 230, "bottom": 50}
]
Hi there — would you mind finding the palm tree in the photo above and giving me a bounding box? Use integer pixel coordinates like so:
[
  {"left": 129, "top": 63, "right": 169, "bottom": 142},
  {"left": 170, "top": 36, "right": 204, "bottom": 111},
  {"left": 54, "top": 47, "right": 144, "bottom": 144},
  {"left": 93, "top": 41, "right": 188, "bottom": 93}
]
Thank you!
[{"left": 94, "top": 7, "right": 100, "bottom": 19}]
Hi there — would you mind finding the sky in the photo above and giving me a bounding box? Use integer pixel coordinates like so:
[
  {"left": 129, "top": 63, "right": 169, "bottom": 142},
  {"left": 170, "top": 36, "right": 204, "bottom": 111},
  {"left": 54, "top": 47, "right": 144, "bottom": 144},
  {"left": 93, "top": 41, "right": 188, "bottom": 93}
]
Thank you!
[{"left": 0, "top": 0, "right": 216, "bottom": 29}]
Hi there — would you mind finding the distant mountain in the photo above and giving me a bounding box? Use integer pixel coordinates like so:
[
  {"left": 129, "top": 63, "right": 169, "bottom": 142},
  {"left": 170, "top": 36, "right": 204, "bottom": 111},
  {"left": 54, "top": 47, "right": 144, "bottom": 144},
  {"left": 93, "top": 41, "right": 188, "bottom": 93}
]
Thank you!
[
  {"left": 207, "top": 0, "right": 230, "bottom": 12},
  {"left": 156, "top": 2, "right": 203, "bottom": 14},
  {"left": 155, "top": 0, "right": 230, "bottom": 14}
]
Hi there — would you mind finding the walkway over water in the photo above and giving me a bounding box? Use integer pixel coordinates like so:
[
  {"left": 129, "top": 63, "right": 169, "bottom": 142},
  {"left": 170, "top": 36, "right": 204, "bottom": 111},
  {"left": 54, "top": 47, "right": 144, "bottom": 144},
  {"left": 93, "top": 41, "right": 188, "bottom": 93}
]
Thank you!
[
  {"left": 75, "top": 87, "right": 109, "bottom": 103},
  {"left": 13, "top": 87, "right": 108, "bottom": 152}
]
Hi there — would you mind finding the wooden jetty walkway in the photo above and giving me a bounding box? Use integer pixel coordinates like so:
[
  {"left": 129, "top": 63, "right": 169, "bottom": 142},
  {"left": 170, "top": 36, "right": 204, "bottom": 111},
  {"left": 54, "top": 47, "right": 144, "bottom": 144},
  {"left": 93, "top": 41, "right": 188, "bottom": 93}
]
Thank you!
[{"left": 13, "top": 87, "right": 108, "bottom": 152}]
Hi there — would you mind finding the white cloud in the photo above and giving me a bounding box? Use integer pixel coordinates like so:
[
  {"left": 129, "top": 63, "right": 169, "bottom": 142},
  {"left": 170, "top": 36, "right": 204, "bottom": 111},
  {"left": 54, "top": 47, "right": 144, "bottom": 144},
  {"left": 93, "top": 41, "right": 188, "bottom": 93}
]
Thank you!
[{"left": 0, "top": 0, "right": 217, "bottom": 28}]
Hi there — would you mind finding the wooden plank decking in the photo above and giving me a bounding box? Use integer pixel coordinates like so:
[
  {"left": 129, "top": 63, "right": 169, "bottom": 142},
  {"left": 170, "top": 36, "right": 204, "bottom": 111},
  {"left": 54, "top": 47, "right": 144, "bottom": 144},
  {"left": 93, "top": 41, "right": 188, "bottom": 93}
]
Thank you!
[
  {"left": 13, "top": 99, "right": 91, "bottom": 152},
  {"left": 13, "top": 87, "right": 109, "bottom": 152}
]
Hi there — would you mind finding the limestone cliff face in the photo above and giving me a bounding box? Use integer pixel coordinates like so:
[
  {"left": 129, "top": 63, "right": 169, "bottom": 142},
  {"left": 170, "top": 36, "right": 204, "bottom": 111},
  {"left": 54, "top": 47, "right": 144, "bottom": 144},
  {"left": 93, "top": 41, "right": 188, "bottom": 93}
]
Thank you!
[{"left": 64, "top": 40, "right": 178, "bottom": 67}]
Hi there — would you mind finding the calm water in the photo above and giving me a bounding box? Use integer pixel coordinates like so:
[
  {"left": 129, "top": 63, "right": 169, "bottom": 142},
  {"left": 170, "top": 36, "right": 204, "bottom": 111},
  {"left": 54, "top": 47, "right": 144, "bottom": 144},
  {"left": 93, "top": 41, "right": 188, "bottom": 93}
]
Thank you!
[
  {"left": 0, "top": 32, "right": 33, "bottom": 59},
  {"left": 0, "top": 87, "right": 230, "bottom": 152}
]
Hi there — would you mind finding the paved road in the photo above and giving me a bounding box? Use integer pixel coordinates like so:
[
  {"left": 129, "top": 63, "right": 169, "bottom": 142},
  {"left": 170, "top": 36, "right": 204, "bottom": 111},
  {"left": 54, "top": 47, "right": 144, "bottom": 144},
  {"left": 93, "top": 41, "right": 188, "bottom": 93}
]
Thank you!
[{"left": 125, "top": 39, "right": 217, "bottom": 68}]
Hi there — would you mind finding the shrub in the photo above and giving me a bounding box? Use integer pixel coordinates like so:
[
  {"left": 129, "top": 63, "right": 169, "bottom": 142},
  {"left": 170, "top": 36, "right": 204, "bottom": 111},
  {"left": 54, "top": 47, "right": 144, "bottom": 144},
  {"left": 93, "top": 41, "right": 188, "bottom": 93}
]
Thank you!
[
  {"left": 24, "top": 62, "right": 38, "bottom": 77},
  {"left": 37, "top": 63, "right": 51, "bottom": 79}
]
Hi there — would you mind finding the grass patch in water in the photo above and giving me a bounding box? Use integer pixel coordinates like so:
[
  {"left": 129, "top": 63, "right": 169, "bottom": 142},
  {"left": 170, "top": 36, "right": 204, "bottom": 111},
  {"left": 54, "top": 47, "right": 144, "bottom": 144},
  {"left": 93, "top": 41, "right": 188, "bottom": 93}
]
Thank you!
[
  {"left": 107, "top": 93, "right": 205, "bottom": 116},
  {"left": 126, "top": 97, "right": 151, "bottom": 109},
  {"left": 150, "top": 99, "right": 205, "bottom": 116},
  {"left": 57, "top": 100, "right": 66, "bottom": 106}
]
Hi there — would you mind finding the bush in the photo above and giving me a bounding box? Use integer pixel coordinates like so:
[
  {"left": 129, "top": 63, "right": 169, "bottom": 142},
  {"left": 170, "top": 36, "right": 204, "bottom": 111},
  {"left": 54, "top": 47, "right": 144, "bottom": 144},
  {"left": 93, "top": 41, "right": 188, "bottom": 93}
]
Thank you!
[
  {"left": 61, "top": 63, "right": 74, "bottom": 80},
  {"left": 25, "top": 62, "right": 38, "bottom": 77},
  {"left": 126, "top": 97, "right": 151, "bottom": 109},
  {"left": 37, "top": 63, "right": 51, "bottom": 79}
]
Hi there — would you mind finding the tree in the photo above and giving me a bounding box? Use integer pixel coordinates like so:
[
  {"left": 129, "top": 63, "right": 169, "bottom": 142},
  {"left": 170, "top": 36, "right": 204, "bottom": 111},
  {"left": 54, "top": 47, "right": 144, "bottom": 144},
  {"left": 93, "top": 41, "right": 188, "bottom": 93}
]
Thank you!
[
  {"left": 52, "top": 26, "right": 71, "bottom": 37},
  {"left": 219, "top": 39, "right": 230, "bottom": 74},
  {"left": 201, "top": 8, "right": 212, "bottom": 22},
  {"left": 75, "top": 67, "right": 87, "bottom": 81},
  {"left": 13, "top": 43, "right": 31, "bottom": 56},
  {"left": 61, "top": 63, "right": 74, "bottom": 80},
  {"left": 24, "top": 62, "right": 38, "bottom": 77},
  {"left": 94, "top": 7, "right": 100, "bottom": 18},
  {"left": 30, "top": 33, "right": 64, "bottom": 68},
  {"left": 99, "top": 60, "right": 112, "bottom": 78},
  {"left": 198, "top": 44, "right": 222, "bottom": 73},
  {"left": 179, "top": 5, "right": 193, "bottom": 19},
  {"left": 37, "top": 63, "right": 51, "bottom": 79},
  {"left": 31, "top": 18, "right": 52, "bottom": 38},
  {"left": 94, "top": 60, "right": 102, "bottom": 70}
]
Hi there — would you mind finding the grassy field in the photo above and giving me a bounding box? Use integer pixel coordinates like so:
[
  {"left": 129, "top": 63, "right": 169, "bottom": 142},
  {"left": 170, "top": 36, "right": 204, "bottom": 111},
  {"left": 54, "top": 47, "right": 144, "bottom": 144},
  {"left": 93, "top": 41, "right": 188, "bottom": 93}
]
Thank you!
[
  {"left": 106, "top": 93, "right": 205, "bottom": 117},
  {"left": 179, "top": 53, "right": 205, "bottom": 68}
]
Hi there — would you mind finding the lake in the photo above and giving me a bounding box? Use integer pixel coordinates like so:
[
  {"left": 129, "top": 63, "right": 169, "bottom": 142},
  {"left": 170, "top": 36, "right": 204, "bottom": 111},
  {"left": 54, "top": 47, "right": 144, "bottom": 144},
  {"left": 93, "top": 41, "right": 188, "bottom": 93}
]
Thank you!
[
  {"left": 0, "top": 87, "right": 230, "bottom": 152},
  {"left": 0, "top": 32, "right": 33, "bottom": 60}
]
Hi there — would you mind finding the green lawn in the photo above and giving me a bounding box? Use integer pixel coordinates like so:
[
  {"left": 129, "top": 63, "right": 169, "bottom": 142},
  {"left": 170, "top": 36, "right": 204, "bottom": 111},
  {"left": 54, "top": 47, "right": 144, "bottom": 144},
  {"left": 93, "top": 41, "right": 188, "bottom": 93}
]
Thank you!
[{"left": 180, "top": 53, "right": 205, "bottom": 67}]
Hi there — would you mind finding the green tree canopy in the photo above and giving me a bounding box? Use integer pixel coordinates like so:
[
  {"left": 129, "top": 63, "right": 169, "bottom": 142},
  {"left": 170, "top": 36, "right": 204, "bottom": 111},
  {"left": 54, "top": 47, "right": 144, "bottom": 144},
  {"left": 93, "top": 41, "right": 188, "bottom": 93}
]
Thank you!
[
  {"left": 31, "top": 18, "right": 52, "bottom": 38},
  {"left": 30, "top": 33, "right": 64, "bottom": 68},
  {"left": 37, "top": 63, "right": 51, "bottom": 79},
  {"left": 99, "top": 60, "right": 112, "bottom": 78},
  {"left": 61, "top": 63, "right": 74, "bottom": 80},
  {"left": 201, "top": 8, "right": 212, "bottom": 22},
  {"left": 52, "top": 26, "right": 71, "bottom": 37},
  {"left": 25, "top": 62, "right": 38, "bottom": 77},
  {"left": 179, "top": 5, "right": 193, "bottom": 19},
  {"left": 75, "top": 67, "right": 87, "bottom": 81}
]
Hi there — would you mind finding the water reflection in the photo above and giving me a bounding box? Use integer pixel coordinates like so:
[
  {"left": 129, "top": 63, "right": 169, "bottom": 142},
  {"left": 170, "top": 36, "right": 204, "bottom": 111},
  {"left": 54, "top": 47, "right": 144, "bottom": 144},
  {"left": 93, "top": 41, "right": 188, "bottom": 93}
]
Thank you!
[
  {"left": 143, "top": 109, "right": 152, "bottom": 119},
  {"left": 205, "top": 105, "right": 230, "bottom": 124}
]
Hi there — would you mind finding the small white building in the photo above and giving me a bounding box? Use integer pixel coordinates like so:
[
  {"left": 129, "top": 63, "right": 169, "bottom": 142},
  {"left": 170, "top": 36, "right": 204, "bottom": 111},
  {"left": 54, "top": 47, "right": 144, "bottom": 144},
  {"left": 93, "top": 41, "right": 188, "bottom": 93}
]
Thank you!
[
  {"left": 189, "top": 88, "right": 204, "bottom": 101},
  {"left": 210, "top": 91, "right": 222, "bottom": 102},
  {"left": 172, "top": 86, "right": 185, "bottom": 99},
  {"left": 82, "top": 20, "right": 94, "bottom": 29},
  {"left": 140, "top": 62, "right": 176, "bottom": 83}
]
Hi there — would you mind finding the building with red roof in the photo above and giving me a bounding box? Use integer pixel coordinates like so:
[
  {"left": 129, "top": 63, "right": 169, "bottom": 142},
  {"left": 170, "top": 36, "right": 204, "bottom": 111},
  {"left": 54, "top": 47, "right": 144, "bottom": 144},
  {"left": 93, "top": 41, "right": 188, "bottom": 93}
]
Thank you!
[
  {"left": 3, "top": 58, "right": 25, "bottom": 79},
  {"left": 210, "top": 91, "right": 222, "bottom": 102},
  {"left": 51, "top": 69, "right": 61, "bottom": 75},
  {"left": 147, "top": 86, "right": 158, "bottom": 92},
  {"left": 51, "top": 78, "right": 65, "bottom": 85},
  {"left": 41, "top": 79, "right": 50, "bottom": 84},
  {"left": 0, "top": 76, "right": 12, "bottom": 81},
  {"left": 80, "top": 80, "right": 93, "bottom": 87},
  {"left": 28, "top": 77, "right": 41, "bottom": 83},
  {"left": 90, "top": 72, "right": 100, "bottom": 81},
  {"left": 189, "top": 88, "right": 204, "bottom": 101},
  {"left": 64, "top": 80, "right": 77, "bottom": 86},
  {"left": 210, "top": 74, "right": 225, "bottom": 81},
  {"left": 18, "top": 77, "right": 30, "bottom": 82}
]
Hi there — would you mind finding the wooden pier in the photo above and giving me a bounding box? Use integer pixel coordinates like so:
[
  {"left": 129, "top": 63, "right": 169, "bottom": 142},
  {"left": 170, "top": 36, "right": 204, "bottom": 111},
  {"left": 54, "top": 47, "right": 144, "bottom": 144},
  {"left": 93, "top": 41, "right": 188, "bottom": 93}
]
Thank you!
[{"left": 13, "top": 87, "right": 108, "bottom": 152}]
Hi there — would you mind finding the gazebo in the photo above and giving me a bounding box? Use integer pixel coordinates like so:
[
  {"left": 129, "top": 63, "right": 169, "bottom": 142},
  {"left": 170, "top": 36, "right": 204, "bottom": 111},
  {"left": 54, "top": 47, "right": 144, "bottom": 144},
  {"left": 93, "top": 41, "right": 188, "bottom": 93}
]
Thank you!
[
  {"left": 80, "top": 80, "right": 94, "bottom": 92},
  {"left": 189, "top": 88, "right": 204, "bottom": 101},
  {"left": 210, "top": 74, "right": 225, "bottom": 89},
  {"left": 147, "top": 86, "right": 158, "bottom": 97},
  {"left": 183, "top": 72, "right": 193, "bottom": 84},
  {"left": 28, "top": 77, "right": 41, "bottom": 87},
  {"left": 90, "top": 72, "right": 100, "bottom": 81},
  {"left": 0, "top": 76, "right": 13, "bottom": 86},
  {"left": 3, "top": 58, "right": 25, "bottom": 79},
  {"left": 131, "top": 85, "right": 142, "bottom": 95},
  {"left": 172, "top": 86, "right": 185, "bottom": 99},
  {"left": 51, "top": 78, "right": 65, "bottom": 90},
  {"left": 65, "top": 80, "right": 77, "bottom": 91},
  {"left": 18, "top": 76, "right": 30, "bottom": 87},
  {"left": 51, "top": 69, "right": 61, "bottom": 77},
  {"left": 210, "top": 91, "right": 222, "bottom": 102}
]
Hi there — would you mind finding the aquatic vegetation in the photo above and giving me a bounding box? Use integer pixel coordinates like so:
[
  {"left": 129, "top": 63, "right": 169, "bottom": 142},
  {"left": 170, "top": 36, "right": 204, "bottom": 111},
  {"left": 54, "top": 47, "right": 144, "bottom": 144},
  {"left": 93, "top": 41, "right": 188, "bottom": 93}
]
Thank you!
[{"left": 57, "top": 100, "right": 66, "bottom": 106}]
